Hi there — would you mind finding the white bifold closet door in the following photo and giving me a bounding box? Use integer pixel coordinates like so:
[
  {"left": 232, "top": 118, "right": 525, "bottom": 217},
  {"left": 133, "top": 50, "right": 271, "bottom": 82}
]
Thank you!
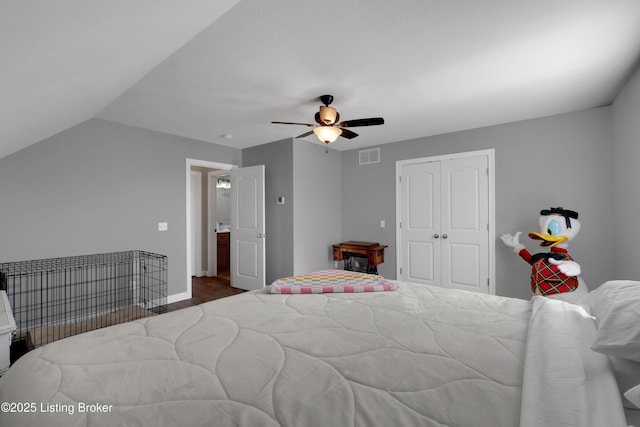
[{"left": 398, "top": 153, "right": 490, "bottom": 293}]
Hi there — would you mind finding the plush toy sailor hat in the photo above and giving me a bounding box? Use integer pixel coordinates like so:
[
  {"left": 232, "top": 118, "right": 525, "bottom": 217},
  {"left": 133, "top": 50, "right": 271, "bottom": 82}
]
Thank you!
[{"left": 528, "top": 207, "right": 580, "bottom": 248}]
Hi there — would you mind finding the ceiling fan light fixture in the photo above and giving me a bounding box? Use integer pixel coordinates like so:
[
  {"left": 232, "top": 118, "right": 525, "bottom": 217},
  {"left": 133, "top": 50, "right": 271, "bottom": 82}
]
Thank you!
[
  {"left": 313, "top": 126, "right": 342, "bottom": 143},
  {"left": 272, "top": 94, "right": 384, "bottom": 143},
  {"left": 319, "top": 106, "right": 337, "bottom": 124}
]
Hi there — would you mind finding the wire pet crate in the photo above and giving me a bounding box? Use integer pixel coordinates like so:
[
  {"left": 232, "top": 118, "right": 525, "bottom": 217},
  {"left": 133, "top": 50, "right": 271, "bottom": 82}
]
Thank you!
[{"left": 0, "top": 250, "right": 167, "bottom": 349}]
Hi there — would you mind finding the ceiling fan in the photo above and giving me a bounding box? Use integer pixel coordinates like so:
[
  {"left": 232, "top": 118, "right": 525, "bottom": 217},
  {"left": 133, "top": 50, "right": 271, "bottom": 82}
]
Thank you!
[{"left": 272, "top": 94, "right": 384, "bottom": 144}]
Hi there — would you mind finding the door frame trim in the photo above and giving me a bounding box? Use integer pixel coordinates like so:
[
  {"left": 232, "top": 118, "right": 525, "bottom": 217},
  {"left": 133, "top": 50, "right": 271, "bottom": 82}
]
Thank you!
[
  {"left": 181, "top": 158, "right": 236, "bottom": 303},
  {"left": 190, "top": 170, "right": 203, "bottom": 278},
  {"left": 395, "top": 149, "right": 495, "bottom": 294}
]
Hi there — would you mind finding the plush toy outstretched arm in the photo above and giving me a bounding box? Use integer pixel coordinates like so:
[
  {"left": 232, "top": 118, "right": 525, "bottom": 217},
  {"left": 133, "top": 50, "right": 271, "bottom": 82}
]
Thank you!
[
  {"left": 549, "top": 258, "right": 581, "bottom": 276},
  {"left": 500, "top": 231, "right": 526, "bottom": 254}
]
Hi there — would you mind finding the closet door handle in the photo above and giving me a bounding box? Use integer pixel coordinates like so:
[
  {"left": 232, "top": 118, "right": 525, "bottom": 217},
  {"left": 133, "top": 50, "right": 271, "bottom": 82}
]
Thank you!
[
  {"left": 433, "top": 234, "right": 439, "bottom": 239},
  {"left": 442, "top": 234, "right": 448, "bottom": 239}
]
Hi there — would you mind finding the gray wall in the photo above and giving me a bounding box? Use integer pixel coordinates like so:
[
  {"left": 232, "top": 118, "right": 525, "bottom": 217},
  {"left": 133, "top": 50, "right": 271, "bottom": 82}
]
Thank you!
[
  {"left": 4, "top": 84, "right": 638, "bottom": 301},
  {"left": 242, "top": 138, "right": 294, "bottom": 284},
  {"left": 242, "top": 139, "right": 342, "bottom": 283},
  {"left": 612, "top": 64, "right": 640, "bottom": 280},
  {"left": 293, "top": 142, "right": 342, "bottom": 275},
  {"left": 0, "top": 118, "right": 241, "bottom": 297},
  {"left": 341, "top": 107, "right": 614, "bottom": 299}
]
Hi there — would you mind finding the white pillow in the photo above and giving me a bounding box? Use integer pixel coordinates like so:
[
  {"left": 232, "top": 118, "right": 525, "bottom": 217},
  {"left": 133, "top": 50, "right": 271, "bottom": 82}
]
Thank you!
[
  {"left": 584, "top": 280, "right": 640, "bottom": 361},
  {"left": 610, "top": 357, "right": 640, "bottom": 409},
  {"left": 626, "top": 384, "right": 640, "bottom": 408}
]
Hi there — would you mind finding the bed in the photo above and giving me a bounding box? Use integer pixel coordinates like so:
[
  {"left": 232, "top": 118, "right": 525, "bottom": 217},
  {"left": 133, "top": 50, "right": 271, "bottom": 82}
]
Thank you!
[{"left": 0, "top": 275, "right": 634, "bottom": 427}]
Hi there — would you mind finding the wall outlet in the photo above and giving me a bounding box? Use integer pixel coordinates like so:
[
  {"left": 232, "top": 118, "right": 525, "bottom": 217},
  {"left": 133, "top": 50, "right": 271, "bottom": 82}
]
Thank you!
[
  {"left": 158, "top": 222, "right": 168, "bottom": 231},
  {"left": 380, "top": 220, "right": 386, "bottom": 228}
]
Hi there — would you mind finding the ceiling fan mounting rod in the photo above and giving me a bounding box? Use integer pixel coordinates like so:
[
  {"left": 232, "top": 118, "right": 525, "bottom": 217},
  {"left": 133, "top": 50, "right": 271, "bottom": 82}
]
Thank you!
[{"left": 320, "top": 94, "right": 334, "bottom": 106}]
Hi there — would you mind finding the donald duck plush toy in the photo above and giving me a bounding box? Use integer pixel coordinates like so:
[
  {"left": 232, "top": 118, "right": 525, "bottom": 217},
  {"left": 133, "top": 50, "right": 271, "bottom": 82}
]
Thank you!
[{"left": 501, "top": 207, "right": 583, "bottom": 296}]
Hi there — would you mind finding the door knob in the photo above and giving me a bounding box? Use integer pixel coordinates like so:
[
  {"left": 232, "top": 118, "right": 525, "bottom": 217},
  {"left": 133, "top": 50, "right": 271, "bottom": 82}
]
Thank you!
[
  {"left": 442, "top": 234, "right": 448, "bottom": 239},
  {"left": 433, "top": 234, "right": 439, "bottom": 239}
]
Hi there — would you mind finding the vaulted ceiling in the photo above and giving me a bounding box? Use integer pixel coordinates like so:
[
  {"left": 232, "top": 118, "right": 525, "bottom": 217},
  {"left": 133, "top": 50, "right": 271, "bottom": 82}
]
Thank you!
[{"left": 3, "top": 0, "right": 640, "bottom": 159}]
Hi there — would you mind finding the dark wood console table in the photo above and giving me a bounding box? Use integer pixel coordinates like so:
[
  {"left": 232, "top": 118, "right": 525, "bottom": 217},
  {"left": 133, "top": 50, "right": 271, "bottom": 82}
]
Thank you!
[{"left": 332, "top": 241, "right": 388, "bottom": 274}]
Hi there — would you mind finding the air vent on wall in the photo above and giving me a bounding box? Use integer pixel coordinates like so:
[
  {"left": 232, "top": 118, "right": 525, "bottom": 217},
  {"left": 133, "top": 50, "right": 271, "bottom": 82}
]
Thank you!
[{"left": 359, "top": 148, "right": 380, "bottom": 165}]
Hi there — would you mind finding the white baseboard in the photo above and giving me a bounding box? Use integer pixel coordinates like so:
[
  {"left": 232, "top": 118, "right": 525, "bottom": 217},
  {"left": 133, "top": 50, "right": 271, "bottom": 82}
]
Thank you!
[{"left": 167, "top": 292, "right": 190, "bottom": 304}]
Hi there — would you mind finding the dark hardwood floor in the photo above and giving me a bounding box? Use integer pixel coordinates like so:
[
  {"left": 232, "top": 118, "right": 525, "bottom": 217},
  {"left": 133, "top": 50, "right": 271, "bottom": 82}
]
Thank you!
[{"left": 164, "top": 273, "right": 246, "bottom": 312}]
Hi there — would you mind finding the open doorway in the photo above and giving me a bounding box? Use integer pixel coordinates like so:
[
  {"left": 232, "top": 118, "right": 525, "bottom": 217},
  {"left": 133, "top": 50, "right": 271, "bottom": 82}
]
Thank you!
[
  {"left": 208, "top": 170, "right": 231, "bottom": 281},
  {"left": 186, "top": 158, "right": 236, "bottom": 299}
]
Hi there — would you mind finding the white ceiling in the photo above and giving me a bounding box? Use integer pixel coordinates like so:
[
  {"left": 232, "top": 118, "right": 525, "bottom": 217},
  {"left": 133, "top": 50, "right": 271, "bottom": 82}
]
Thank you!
[{"left": 3, "top": 0, "right": 640, "bottom": 158}]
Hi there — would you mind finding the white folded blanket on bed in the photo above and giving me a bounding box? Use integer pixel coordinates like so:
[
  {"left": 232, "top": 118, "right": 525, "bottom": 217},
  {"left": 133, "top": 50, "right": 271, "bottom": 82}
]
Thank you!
[{"left": 520, "top": 296, "right": 627, "bottom": 427}]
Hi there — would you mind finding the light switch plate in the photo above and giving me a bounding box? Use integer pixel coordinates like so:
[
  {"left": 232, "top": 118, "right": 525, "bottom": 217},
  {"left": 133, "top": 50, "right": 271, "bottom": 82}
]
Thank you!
[{"left": 158, "top": 222, "right": 168, "bottom": 231}]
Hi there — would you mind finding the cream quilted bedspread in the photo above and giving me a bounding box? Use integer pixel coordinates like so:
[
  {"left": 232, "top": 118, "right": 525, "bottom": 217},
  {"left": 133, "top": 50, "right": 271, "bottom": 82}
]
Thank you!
[{"left": 0, "top": 281, "right": 531, "bottom": 427}]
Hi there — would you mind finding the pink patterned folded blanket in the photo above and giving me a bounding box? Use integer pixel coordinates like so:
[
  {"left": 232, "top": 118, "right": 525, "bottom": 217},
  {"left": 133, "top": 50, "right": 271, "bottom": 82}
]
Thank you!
[{"left": 268, "top": 270, "right": 398, "bottom": 294}]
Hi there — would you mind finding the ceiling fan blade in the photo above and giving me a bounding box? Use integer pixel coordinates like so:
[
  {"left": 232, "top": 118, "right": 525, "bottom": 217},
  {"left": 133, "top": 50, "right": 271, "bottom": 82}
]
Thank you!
[
  {"left": 271, "top": 121, "right": 315, "bottom": 127},
  {"left": 339, "top": 128, "right": 359, "bottom": 139},
  {"left": 295, "top": 130, "right": 315, "bottom": 138},
  {"left": 337, "top": 117, "right": 384, "bottom": 128}
]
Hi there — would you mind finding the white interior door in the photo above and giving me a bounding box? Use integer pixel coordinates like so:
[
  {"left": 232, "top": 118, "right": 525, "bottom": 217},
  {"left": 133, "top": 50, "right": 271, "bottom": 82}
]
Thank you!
[
  {"left": 397, "top": 151, "right": 492, "bottom": 294},
  {"left": 399, "top": 161, "right": 441, "bottom": 286},
  {"left": 230, "top": 165, "right": 265, "bottom": 290},
  {"left": 440, "top": 155, "right": 489, "bottom": 293}
]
